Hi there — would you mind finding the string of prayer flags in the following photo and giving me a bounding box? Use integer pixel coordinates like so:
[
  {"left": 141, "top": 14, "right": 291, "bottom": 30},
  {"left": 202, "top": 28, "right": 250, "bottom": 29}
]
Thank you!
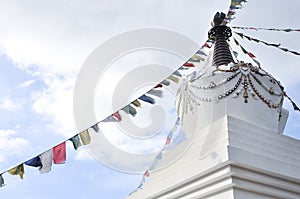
[
  {"left": 149, "top": 158, "right": 159, "bottom": 171},
  {"left": 1, "top": 35, "right": 208, "bottom": 189},
  {"left": 8, "top": 164, "right": 24, "bottom": 179},
  {"left": 130, "top": 117, "right": 182, "bottom": 194},
  {"left": 223, "top": 0, "right": 247, "bottom": 24},
  {"left": 39, "top": 149, "right": 53, "bottom": 174},
  {"left": 122, "top": 104, "right": 137, "bottom": 116},
  {"left": 53, "top": 142, "right": 66, "bottom": 164},
  {"left": 234, "top": 31, "right": 300, "bottom": 56},
  {"left": 231, "top": 26, "right": 300, "bottom": 33},
  {"left": 131, "top": 99, "right": 141, "bottom": 107},
  {"left": 0, "top": 174, "right": 5, "bottom": 187},
  {"left": 139, "top": 95, "right": 156, "bottom": 105},
  {"left": 69, "top": 134, "right": 82, "bottom": 150},
  {"left": 91, "top": 123, "right": 100, "bottom": 133},
  {"left": 232, "top": 37, "right": 261, "bottom": 67},
  {"left": 25, "top": 156, "right": 43, "bottom": 167},
  {"left": 79, "top": 130, "right": 91, "bottom": 145},
  {"left": 0, "top": 64, "right": 187, "bottom": 189}
]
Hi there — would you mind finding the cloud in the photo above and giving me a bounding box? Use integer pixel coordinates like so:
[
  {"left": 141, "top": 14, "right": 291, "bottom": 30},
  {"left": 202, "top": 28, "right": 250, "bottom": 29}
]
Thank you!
[
  {"left": 0, "top": 129, "right": 30, "bottom": 163},
  {"left": 0, "top": 0, "right": 299, "bottom": 156},
  {"left": 0, "top": 98, "right": 22, "bottom": 112},
  {"left": 17, "top": 79, "right": 35, "bottom": 88},
  {"left": 31, "top": 76, "right": 75, "bottom": 137}
]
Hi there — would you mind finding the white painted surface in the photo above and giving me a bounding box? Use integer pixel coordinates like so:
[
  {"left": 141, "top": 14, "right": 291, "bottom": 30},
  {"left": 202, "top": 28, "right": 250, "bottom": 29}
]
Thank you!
[{"left": 127, "top": 66, "right": 300, "bottom": 199}]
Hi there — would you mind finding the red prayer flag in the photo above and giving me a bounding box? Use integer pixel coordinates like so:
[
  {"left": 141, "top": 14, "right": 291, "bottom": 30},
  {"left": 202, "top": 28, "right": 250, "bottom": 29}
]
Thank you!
[
  {"left": 112, "top": 112, "right": 122, "bottom": 121},
  {"left": 154, "top": 84, "right": 163, "bottom": 88},
  {"left": 183, "top": 62, "right": 195, "bottom": 67},
  {"left": 247, "top": 52, "right": 256, "bottom": 58},
  {"left": 143, "top": 170, "right": 150, "bottom": 177},
  {"left": 165, "top": 138, "right": 171, "bottom": 145},
  {"left": 203, "top": 43, "right": 212, "bottom": 48},
  {"left": 53, "top": 142, "right": 66, "bottom": 164}
]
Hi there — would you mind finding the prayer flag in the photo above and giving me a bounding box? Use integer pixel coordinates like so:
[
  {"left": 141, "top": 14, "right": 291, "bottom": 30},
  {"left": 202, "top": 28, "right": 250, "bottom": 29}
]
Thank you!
[
  {"left": 155, "top": 151, "right": 163, "bottom": 160},
  {"left": 165, "top": 137, "right": 171, "bottom": 145},
  {"left": 143, "top": 170, "right": 150, "bottom": 177},
  {"left": 131, "top": 99, "right": 141, "bottom": 107},
  {"left": 147, "top": 89, "right": 163, "bottom": 98},
  {"left": 172, "top": 70, "right": 182, "bottom": 77},
  {"left": 112, "top": 111, "right": 122, "bottom": 121},
  {"left": 247, "top": 52, "right": 256, "bottom": 58},
  {"left": 161, "top": 80, "right": 170, "bottom": 86},
  {"left": 154, "top": 84, "right": 163, "bottom": 88},
  {"left": 39, "top": 149, "right": 53, "bottom": 174},
  {"left": 167, "top": 75, "right": 179, "bottom": 83},
  {"left": 102, "top": 116, "right": 118, "bottom": 122},
  {"left": 0, "top": 174, "right": 5, "bottom": 187},
  {"left": 183, "top": 62, "right": 195, "bottom": 67},
  {"left": 122, "top": 105, "right": 137, "bottom": 116},
  {"left": 79, "top": 130, "right": 91, "bottom": 145},
  {"left": 25, "top": 156, "right": 42, "bottom": 167},
  {"left": 137, "top": 182, "right": 143, "bottom": 189},
  {"left": 291, "top": 100, "right": 300, "bottom": 111},
  {"left": 203, "top": 43, "right": 212, "bottom": 48},
  {"left": 69, "top": 134, "right": 82, "bottom": 150},
  {"left": 91, "top": 123, "right": 99, "bottom": 132},
  {"left": 53, "top": 142, "right": 66, "bottom": 164},
  {"left": 196, "top": 50, "right": 207, "bottom": 56},
  {"left": 8, "top": 164, "right": 24, "bottom": 179},
  {"left": 139, "top": 95, "right": 155, "bottom": 105}
]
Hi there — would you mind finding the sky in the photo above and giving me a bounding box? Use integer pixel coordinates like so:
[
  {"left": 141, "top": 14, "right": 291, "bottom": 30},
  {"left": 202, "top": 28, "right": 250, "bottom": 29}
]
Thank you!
[{"left": 0, "top": 0, "right": 300, "bottom": 199}]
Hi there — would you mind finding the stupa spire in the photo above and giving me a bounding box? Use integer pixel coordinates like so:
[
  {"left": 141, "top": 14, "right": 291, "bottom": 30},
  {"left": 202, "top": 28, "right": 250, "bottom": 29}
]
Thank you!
[{"left": 208, "top": 12, "right": 234, "bottom": 66}]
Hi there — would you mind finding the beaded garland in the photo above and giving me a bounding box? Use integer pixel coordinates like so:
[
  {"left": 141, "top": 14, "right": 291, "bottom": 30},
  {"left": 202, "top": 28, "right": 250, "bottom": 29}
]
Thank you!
[{"left": 177, "top": 61, "right": 285, "bottom": 118}]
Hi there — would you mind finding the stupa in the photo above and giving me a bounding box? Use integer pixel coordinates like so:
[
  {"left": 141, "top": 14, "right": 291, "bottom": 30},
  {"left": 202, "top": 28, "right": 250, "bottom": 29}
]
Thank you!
[{"left": 127, "top": 12, "right": 300, "bottom": 199}]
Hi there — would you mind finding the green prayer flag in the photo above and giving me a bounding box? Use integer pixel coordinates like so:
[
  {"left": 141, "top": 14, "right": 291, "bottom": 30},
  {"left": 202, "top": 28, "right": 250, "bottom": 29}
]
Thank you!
[
  {"left": 70, "top": 134, "right": 82, "bottom": 150},
  {"left": 240, "top": 45, "right": 248, "bottom": 54},
  {"left": 79, "top": 130, "right": 91, "bottom": 145},
  {"left": 8, "top": 164, "right": 24, "bottom": 179},
  {"left": 0, "top": 174, "right": 5, "bottom": 187},
  {"left": 122, "top": 105, "right": 137, "bottom": 116}
]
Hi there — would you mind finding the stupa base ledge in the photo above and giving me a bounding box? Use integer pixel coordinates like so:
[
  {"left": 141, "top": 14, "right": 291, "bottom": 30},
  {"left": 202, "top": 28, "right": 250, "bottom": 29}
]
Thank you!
[{"left": 127, "top": 115, "right": 300, "bottom": 199}]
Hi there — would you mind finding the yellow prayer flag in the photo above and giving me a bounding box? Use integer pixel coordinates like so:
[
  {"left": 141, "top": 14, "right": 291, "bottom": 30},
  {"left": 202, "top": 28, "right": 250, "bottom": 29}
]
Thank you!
[
  {"left": 8, "top": 164, "right": 24, "bottom": 179},
  {"left": 192, "top": 54, "right": 205, "bottom": 61},
  {"left": 131, "top": 99, "right": 141, "bottom": 107},
  {"left": 79, "top": 130, "right": 91, "bottom": 145},
  {"left": 167, "top": 75, "right": 179, "bottom": 83}
]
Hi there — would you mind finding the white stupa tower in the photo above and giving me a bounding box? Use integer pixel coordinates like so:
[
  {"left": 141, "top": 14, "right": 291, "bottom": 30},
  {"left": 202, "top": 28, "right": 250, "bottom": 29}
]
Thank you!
[{"left": 128, "top": 12, "right": 300, "bottom": 199}]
